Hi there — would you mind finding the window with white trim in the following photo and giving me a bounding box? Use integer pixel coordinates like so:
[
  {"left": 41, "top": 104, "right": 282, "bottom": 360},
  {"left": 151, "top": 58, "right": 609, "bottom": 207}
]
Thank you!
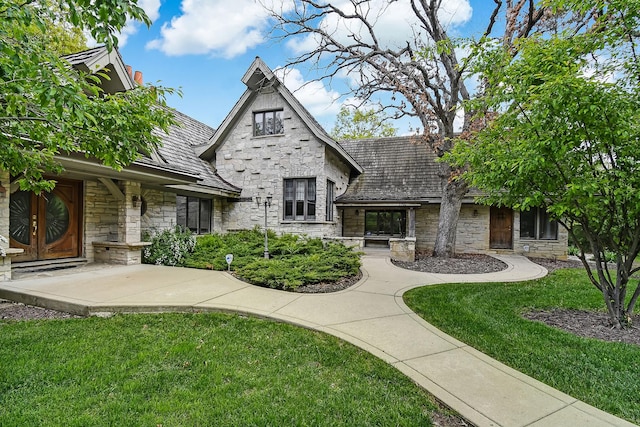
[
  {"left": 284, "top": 178, "right": 316, "bottom": 220},
  {"left": 520, "top": 208, "right": 558, "bottom": 240},
  {"left": 253, "top": 110, "right": 283, "bottom": 136},
  {"left": 176, "top": 195, "right": 212, "bottom": 234}
]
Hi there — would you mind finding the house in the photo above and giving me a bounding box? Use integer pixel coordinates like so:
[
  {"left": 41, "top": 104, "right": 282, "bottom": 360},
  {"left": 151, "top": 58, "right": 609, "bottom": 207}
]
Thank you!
[{"left": 0, "top": 48, "right": 567, "bottom": 280}]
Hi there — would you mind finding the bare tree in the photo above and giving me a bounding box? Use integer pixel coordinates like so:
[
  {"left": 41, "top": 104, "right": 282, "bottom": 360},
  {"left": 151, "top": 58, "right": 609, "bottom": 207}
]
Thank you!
[{"left": 263, "top": 0, "right": 549, "bottom": 257}]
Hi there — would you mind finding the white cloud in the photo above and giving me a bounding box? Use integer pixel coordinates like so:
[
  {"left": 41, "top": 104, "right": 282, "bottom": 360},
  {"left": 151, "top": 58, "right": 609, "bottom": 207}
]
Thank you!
[
  {"left": 116, "top": 0, "right": 161, "bottom": 47},
  {"left": 146, "top": 0, "right": 291, "bottom": 57},
  {"left": 275, "top": 67, "right": 342, "bottom": 118},
  {"left": 287, "top": 0, "right": 472, "bottom": 55}
]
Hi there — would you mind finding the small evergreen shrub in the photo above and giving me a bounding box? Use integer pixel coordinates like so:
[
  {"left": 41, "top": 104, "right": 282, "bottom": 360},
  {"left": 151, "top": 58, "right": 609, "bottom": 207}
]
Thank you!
[
  {"left": 142, "top": 226, "right": 196, "bottom": 266},
  {"left": 182, "top": 229, "right": 361, "bottom": 290}
]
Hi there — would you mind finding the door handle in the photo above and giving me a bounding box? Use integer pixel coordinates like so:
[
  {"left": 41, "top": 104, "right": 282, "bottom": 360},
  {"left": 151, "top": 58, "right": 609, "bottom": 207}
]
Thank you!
[{"left": 32, "top": 220, "right": 37, "bottom": 236}]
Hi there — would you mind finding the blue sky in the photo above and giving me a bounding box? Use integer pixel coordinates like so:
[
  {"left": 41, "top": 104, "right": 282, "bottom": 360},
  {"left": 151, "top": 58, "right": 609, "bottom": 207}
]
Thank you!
[{"left": 116, "top": 0, "right": 492, "bottom": 134}]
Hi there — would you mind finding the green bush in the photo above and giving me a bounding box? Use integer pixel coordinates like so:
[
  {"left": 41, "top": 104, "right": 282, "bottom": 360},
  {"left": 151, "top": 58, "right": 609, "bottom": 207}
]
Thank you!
[
  {"left": 142, "top": 226, "right": 196, "bottom": 266},
  {"left": 182, "top": 229, "right": 361, "bottom": 290}
]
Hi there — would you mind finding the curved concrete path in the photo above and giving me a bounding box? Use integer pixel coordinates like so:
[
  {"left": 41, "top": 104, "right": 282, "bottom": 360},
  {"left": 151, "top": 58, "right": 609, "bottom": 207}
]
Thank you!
[{"left": 0, "top": 254, "right": 635, "bottom": 427}]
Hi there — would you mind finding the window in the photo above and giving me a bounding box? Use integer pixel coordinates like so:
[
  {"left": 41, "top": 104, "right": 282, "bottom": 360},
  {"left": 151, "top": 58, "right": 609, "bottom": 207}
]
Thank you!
[
  {"left": 520, "top": 208, "right": 557, "bottom": 240},
  {"left": 284, "top": 178, "right": 316, "bottom": 220},
  {"left": 365, "top": 211, "right": 406, "bottom": 236},
  {"left": 326, "top": 180, "right": 335, "bottom": 221},
  {"left": 176, "top": 195, "right": 212, "bottom": 234},
  {"left": 254, "top": 110, "right": 283, "bottom": 136}
]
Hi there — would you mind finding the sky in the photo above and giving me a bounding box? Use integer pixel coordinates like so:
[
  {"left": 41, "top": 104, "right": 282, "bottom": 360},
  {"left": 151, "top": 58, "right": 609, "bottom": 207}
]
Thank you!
[{"left": 115, "top": 0, "right": 493, "bottom": 135}]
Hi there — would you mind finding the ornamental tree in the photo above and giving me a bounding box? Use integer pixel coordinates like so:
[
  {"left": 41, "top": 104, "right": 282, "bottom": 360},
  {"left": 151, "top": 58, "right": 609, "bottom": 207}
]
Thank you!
[
  {"left": 448, "top": 0, "right": 640, "bottom": 328},
  {"left": 330, "top": 106, "right": 397, "bottom": 140},
  {"left": 0, "top": 0, "right": 177, "bottom": 193}
]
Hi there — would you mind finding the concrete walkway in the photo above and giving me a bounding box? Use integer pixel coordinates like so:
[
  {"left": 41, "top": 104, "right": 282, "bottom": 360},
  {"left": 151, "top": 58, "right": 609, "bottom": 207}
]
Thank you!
[{"left": 0, "top": 254, "right": 636, "bottom": 427}]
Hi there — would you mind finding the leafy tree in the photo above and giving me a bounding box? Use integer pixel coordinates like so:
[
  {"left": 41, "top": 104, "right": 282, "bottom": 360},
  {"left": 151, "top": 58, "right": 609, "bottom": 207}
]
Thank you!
[
  {"left": 262, "top": 0, "right": 565, "bottom": 257},
  {"left": 330, "top": 106, "right": 397, "bottom": 140},
  {"left": 448, "top": 0, "right": 640, "bottom": 328},
  {"left": 0, "top": 0, "right": 176, "bottom": 193},
  {"left": 25, "top": 0, "right": 88, "bottom": 54}
]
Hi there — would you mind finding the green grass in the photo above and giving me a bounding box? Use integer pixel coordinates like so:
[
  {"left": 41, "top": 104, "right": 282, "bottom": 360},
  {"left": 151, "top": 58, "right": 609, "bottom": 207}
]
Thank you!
[
  {"left": 0, "top": 313, "right": 443, "bottom": 426},
  {"left": 404, "top": 268, "right": 640, "bottom": 424}
]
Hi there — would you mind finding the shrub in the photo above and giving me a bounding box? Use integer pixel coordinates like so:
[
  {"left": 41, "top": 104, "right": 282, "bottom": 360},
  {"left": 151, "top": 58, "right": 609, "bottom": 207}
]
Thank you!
[
  {"left": 142, "top": 226, "right": 196, "bottom": 266},
  {"left": 182, "top": 229, "right": 361, "bottom": 290}
]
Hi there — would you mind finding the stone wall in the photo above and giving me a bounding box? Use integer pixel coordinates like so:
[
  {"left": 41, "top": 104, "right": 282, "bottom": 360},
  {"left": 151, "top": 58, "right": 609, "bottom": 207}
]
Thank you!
[
  {"left": 455, "top": 205, "right": 491, "bottom": 253},
  {"left": 0, "top": 171, "right": 10, "bottom": 280},
  {"left": 141, "top": 189, "right": 176, "bottom": 235},
  {"left": 84, "top": 180, "right": 119, "bottom": 262},
  {"left": 513, "top": 211, "right": 569, "bottom": 260},
  {"left": 213, "top": 89, "right": 351, "bottom": 238},
  {"left": 341, "top": 204, "right": 567, "bottom": 259}
]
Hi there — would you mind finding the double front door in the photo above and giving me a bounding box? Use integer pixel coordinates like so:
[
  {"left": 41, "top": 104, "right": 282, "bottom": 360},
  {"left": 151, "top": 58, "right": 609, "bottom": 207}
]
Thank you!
[{"left": 9, "top": 180, "right": 82, "bottom": 262}]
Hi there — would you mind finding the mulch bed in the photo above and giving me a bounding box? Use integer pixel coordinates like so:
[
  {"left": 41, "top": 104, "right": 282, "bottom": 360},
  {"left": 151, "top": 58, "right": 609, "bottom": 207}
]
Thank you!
[
  {"left": 392, "top": 253, "right": 508, "bottom": 274},
  {"left": 523, "top": 309, "right": 639, "bottom": 347}
]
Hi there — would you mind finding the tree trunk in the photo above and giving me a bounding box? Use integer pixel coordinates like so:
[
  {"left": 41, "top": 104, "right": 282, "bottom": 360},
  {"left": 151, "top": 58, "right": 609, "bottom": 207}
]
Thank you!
[{"left": 433, "top": 177, "right": 468, "bottom": 258}]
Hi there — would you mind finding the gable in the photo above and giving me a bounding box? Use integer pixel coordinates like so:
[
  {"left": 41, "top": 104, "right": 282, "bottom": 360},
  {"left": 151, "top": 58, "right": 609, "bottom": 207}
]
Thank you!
[
  {"left": 62, "top": 46, "right": 134, "bottom": 94},
  {"left": 197, "top": 57, "right": 362, "bottom": 175}
]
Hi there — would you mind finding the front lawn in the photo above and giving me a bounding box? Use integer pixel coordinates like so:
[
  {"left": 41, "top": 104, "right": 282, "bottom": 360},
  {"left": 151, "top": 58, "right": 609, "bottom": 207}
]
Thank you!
[
  {"left": 0, "top": 313, "right": 444, "bottom": 426},
  {"left": 403, "top": 268, "right": 640, "bottom": 424}
]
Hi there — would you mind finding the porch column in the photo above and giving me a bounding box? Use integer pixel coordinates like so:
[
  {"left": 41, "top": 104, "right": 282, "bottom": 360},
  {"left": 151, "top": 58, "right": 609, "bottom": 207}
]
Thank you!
[
  {"left": 408, "top": 207, "right": 416, "bottom": 238},
  {"left": 93, "top": 180, "right": 150, "bottom": 265},
  {"left": 0, "top": 171, "right": 9, "bottom": 280},
  {"left": 118, "top": 180, "right": 142, "bottom": 243}
]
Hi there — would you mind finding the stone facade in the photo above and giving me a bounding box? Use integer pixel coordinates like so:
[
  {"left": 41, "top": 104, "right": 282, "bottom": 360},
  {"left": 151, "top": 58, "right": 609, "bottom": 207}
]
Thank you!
[
  {"left": 84, "top": 180, "right": 119, "bottom": 262},
  {"left": 84, "top": 179, "right": 155, "bottom": 265},
  {"left": 341, "top": 204, "right": 567, "bottom": 259},
  {"left": 141, "top": 189, "right": 177, "bottom": 234},
  {"left": 213, "top": 89, "right": 351, "bottom": 238},
  {"left": 0, "top": 171, "right": 11, "bottom": 280}
]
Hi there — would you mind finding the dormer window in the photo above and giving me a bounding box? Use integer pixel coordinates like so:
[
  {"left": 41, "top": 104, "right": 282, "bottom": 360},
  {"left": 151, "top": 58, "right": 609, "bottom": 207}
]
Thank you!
[{"left": 254, "top": 110, "right": 284, "bottom": 136}]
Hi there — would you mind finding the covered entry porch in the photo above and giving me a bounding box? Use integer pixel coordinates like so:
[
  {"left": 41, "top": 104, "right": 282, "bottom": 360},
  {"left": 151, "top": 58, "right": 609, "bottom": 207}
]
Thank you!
[{"left": 338, "top": 202, "right": 418, "bottom": 261}]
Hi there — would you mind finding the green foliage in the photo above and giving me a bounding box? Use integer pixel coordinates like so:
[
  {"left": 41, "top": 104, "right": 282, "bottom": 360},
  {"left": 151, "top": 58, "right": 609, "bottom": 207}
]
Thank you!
[
  {"left": 142, "top": 226, "right": 196, "bottom": 266},
  {"left": 330, "top": 106, "right": 397, "bottom": 140},
  {"left": 183, "top": 229, "right": 361, "bottom": 290},
  {"left": 448, "top": 1, "right": 640, "bottom": 326},
  {"left": 0, "top": 0, "right": 177, "bottom": 192},
  {"left": 404, "top": 269, "right": 640, "bottom": 424},
  {"left": 0, "top": 313, "right": 440, "bottom": 425}
]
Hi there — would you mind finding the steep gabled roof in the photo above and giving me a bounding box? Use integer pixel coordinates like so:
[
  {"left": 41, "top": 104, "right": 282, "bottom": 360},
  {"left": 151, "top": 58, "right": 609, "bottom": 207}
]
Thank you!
[
  {"left": 337, "top": 137, "right": 441, "bottom": 204},
  {"left": 197, "top": 57, "right": 363, "bottom": 174},
  {"left": 337, "top": 136, "right": 480, "bottom": 205},
  {"left": 62, "top": 46, "right": 134, "bottom": 93},
  {"left": 151, "top": 108, "right": 241, "bottom": 196}
]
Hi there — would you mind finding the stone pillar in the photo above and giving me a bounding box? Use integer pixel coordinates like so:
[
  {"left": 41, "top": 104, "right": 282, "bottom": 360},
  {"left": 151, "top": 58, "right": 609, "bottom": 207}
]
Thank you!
[
  {"left": 390, "top": 237, "right": 416, "bottom": 262},
  {"left": 407, "top": 208, "right": 416, "bottom": 238},
  {"left": 0, "top": 171, "right": 10, "bottom": 280},
  {"left": 93, "top": 180, "right": 149, "bottom": 266},
  {"left": 118, "top": 180, "right": 142, "bottom": 243}
]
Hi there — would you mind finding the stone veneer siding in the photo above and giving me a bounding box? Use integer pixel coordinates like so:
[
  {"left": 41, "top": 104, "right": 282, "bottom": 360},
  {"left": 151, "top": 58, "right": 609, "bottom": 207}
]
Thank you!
[
  {"left": 84, "top": 181, "right": 181, "bottom": 264},
  {"left": 0, "top": 171, "right": 11, "bottom": 280},
  {"left": 84, "top": 180, "right": 119, "bottom": 262},
  {"left": 213, "top": 89, "right": 351, "bottom": 238},
  {"left": 141, "top": 189, "right": 177, "bottom": 235},
  {"left": 342, "top": 204, "right": 568, "bottom": 259}
]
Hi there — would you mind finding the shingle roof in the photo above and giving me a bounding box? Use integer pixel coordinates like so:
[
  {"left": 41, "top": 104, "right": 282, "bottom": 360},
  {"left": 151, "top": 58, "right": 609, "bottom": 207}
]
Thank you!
[
  {"left": 337, "top": 136, "right": 443, "bottom": 203},
  {"left": 149, "top": 108, "right": 241, "bottom": 195}
]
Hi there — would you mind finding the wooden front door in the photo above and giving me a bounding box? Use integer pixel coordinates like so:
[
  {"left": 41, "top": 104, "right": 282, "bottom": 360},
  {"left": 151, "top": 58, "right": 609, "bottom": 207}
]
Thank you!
[
  {"left": 9, "top": 180, "right": 82, "bottom": 262},
  {"left": 490, "top": 206, "right": 513, "bottom": 249}
]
